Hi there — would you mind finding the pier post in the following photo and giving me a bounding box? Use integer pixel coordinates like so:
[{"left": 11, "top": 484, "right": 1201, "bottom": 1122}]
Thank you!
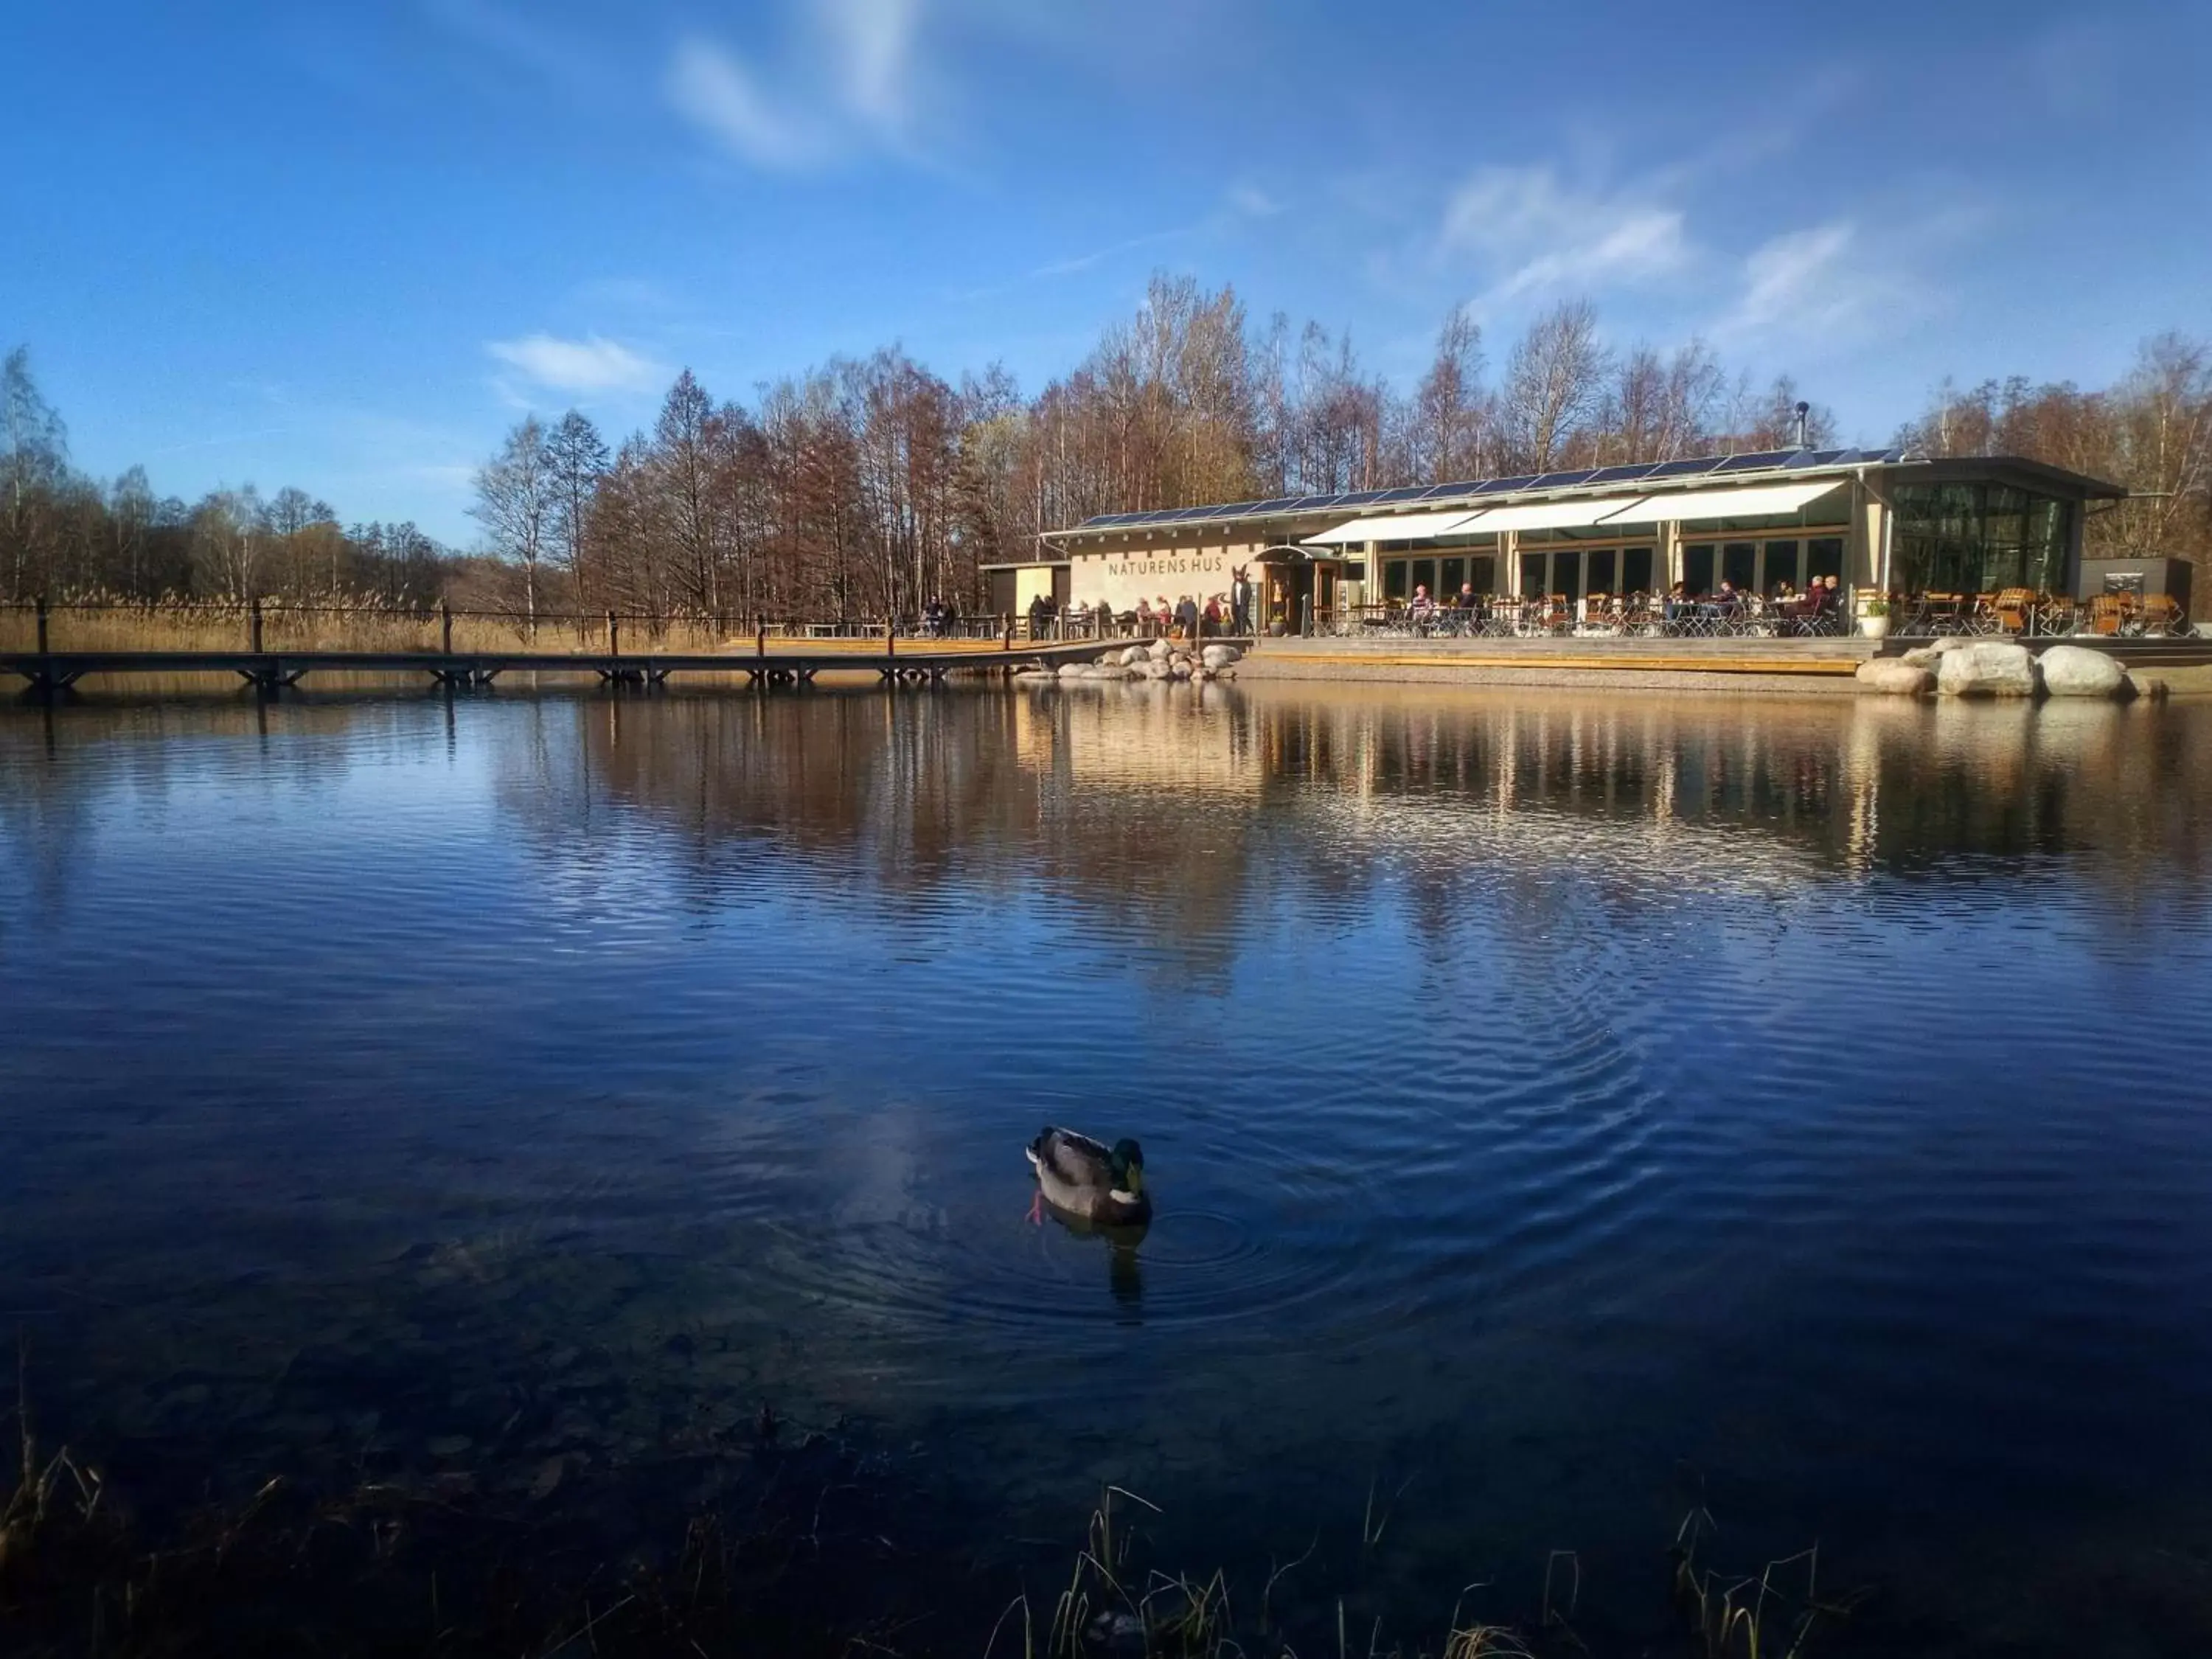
[
  {"left": 440, "top": 600, "right": 453, "bottom": 655},
  {"left": 607, "top": 611, "right": 619, "bottom": 658},
  {"left": 1002, "top": 616, "right": 1012, "bottom": 651},
  {"left": 250, "top": 597, "right": 264, "bottom": 653},
  {"left": 757, "top": 616, "right": 766, "bottom": 658},
  {"left": 886, "top": 616, "right": 896, "bottom": 659},
  {"left": 35, "top": 594, "right": 49, "bottom": 656}
]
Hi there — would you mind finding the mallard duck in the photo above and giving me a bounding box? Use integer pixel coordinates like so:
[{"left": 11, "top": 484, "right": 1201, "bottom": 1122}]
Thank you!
[{"left": 1026, "top": 1127, "right": 1150, "bottom": 1225}]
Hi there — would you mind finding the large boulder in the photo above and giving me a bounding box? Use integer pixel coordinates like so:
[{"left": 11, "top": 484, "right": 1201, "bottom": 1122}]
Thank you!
[
  {"left": 1139, "top": 658, "right": 1172, "bottom": 681},
  {"left": 1899, "top": 636, "right": 1973, "bottom": 670},
  {"left": 1056, "top": 661, "right": 1090, "bottom": 680},
  {"left": 1200, "top": 644, "right": 1241, "bottom": 671},
  {"left": 2037, "top": 644, "right": 2127, "bottom": 698},
  {"left": 1936, "top": 639, "right": 2039, "bottom": 698},
  {"left": 1147, "top": 638, "right": 1172, "bottom": 661},
  {"left": 1169, "top": 661, "right": 1194, "bottom": 680},
  {"left": 1119, "top": 645, "right": 1150, "bottom": 667},
  {"left": 1855, "top": 658, "right": 1935, "bottom": 696}
]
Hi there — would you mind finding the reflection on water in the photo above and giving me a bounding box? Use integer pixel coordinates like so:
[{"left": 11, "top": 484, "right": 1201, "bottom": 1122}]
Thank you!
[{"left": 3, "top": 681, "right": 2211, "bottom": 1652}]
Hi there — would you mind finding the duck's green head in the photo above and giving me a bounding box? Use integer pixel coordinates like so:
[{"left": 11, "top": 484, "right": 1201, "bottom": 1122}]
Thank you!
[{"left": 1110, "top": 1138, "right": 1145, "bottom": 1197}]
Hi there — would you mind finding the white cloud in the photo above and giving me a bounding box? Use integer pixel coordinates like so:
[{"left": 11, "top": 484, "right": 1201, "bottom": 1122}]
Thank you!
[
  {"left": 1227, "top": 184, "right": 1285, "bottom": 219},
  {"left": 484, "top": 333, "right": 661, "bottom": 392},
  {"left": 1713, "top": 222, "right": 1877, "bottom": 344},
  {"left": 823, "top": 0, "right": 922, "bottom": 133},
  {"left": 666, "top": 0, "right": 935, "bottom": 170},
  {"left": 666, "top": 38, "right": 829, "bottom": 170},
  {"left": 1439, "top": 165, "right": 1688, "bottom": 305}
]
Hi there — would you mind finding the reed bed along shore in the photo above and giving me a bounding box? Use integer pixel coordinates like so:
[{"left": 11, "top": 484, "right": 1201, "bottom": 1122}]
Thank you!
[
  {"left": 0, "top": 599, "right": 745, "bottom": 657},
  {"left": 1, "top": 1380, "right": 1859, "bottom": 1659}
]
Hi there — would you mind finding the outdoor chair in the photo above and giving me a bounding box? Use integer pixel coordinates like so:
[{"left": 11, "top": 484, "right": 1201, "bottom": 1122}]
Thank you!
[
  {"left": 2087, "top": 593, "right": 2129, "bottom": 636},
  {"left": 1994, "top": 588, "right": 2036, "bottom": 635},
  {"left": 2142, "top": 594, "right": 2188, "bottom": 636}
]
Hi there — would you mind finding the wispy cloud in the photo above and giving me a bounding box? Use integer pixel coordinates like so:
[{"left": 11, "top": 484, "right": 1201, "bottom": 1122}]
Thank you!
[
  {"left": 667, "top": 39, "right": 827, "bottom": 169},
  {"left": 418, "top": 0, "right": 611, "bottom": 102},
  {"left": 485, "top": 333, "right": 661, "bottom": 393},
  {"left": 1439, "top": 164, "right": 1688, "bottom": 307},
  {"left": 666, "top": 0, "right": 934, "bottom": 171},
  {"left": 1708, "top": 222, "right": 1921, "bottom": 349}
]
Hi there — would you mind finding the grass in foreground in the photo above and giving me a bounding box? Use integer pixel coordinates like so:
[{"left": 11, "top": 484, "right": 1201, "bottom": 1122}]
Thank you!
[{"left": 2, "top": 1368, "right": 1860, "bottom": 1658}]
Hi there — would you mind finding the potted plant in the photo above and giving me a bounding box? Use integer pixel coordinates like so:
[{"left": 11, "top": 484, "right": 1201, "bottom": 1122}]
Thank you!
[{"left": 1858, "top": 596, "right": 1891, "bottom": 640}]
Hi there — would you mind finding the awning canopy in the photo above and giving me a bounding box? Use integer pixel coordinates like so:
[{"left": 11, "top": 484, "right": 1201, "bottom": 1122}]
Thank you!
[
  {"left": 1458, "top": 498, "right": 1637, "bottom": 534},
  {"left": 1603, "top": 479, "right": 1846, "bottom": 524},
  {"left": 1301, "top": 509, "right": 1480, "bottom": 544}
]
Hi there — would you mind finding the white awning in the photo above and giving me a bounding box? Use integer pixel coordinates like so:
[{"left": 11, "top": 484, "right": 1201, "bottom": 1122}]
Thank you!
[
  {"left": 1456, "top": 498, "right": 1641, "bottom": 534},
  {"left": 1301, "top": 509, "right": 1482, "bottom": 544},
  {"left": 1601, "top": 479, "right": 1846, "bottom": 524}
]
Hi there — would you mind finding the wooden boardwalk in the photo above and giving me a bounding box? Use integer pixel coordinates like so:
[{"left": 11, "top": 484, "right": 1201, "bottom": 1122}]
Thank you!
[{"left": 0, "top": 639, "right": 1124, "bottom": 695}]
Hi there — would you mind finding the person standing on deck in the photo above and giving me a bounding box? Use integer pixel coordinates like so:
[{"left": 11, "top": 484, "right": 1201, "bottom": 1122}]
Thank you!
[{"left": 1230, "top": 566, "right": 1253, "bottom": 635}]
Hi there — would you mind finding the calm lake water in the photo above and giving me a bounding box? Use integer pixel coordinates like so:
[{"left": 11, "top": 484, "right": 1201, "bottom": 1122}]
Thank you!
[{"left": 4, "top": 680, "right": 2211, "bottom": 1652}]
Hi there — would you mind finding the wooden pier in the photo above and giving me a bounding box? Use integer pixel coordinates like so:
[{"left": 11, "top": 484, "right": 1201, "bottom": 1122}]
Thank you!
[{"left": 0, "top": 639, "right": 1125, "bottom": 696}]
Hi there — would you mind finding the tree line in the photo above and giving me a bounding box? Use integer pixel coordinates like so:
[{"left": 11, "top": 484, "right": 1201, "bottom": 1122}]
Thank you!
[
  {"left": 6, "top": 282, "right": 2208, "bottom": 617},
  {"left": 1, "top": 349, "right": 452, "bottom": 608}
]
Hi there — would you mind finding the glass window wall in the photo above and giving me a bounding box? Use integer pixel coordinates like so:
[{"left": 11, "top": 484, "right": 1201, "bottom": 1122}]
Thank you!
[{"left": 1891, "top": 482, "right": 2071, "bottom": 594}]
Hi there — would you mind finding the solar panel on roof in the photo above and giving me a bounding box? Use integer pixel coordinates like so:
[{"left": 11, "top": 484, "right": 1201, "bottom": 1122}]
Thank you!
[
  {"left": 1330, "top": 489, "right": 1389, "bottom": 507},
  {"left": 1287, "top": 493, "right": 1346, "bottom": 512},
  {"left": 1363, "top": 486, "right": 1431, "bottom": 504},
  {"left": 1245, "top": 498, "right": 1297, "bottom": 514},
  {"left": 1586, "top": 463, "right": 1659, "bottom": 484},
  {"left": 1798, "top": 449, "right": 1849, "bottom": 467},
  {"left": 1716, "top": 451, "right": 1796, "bottom": 472},
  {"left": 1529, "top": 469, "right": 1597, "bottom": 489},
  {"left": 1474, "top": 474, "right": 1537, "bottom": 494},
  {"left": 1644, "top": 456, "right": 1721, "bottom": 479}
]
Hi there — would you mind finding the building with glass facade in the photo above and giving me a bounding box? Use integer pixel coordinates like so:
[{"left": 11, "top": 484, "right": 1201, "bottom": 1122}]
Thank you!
[{"left": 1029, "top": 449, "right": 2125, "bottom": 632}]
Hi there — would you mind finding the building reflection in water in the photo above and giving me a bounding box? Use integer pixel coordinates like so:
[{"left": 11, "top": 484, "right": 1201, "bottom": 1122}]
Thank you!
[
  {"left": 485, "top": 684, "right": 2207, "bottom": 931},
  {"left": 2, "top": 683, "right": 2204, "bottom": 939}
]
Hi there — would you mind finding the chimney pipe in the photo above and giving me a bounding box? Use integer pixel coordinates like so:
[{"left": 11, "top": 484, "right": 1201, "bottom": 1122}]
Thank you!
[{"left": 1793, "top": 400, "right": 1811, "bottom": 450}]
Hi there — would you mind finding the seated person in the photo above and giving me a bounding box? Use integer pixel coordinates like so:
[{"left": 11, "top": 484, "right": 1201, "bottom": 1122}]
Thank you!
[{"left": 1406, "top": 583, "right": 1437, "bottom": 625}]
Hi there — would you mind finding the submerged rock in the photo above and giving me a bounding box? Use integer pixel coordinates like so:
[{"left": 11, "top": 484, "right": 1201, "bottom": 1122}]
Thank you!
[
  {"left": 2129, "top": 672, "right": 2171, "bottom": 701},
  {"left": 2037, "top": 644, "right": 2127, "bottom": 698},
  {"left": 1855, "top": 658, "right": 1935, "bottom": 696},
  {"left": 1936, "top": 639, "right": 2039, "bottom": 698},
  {"left": 1200, "top": 644, "right": 1241, "bottom": 671}
]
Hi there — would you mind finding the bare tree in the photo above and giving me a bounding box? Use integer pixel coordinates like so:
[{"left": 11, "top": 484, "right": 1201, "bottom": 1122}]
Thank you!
[
  {"left": 1412, "top": 307, "right": 1487, "bottom": 482},
  {"left": 470, "top": 416, "right": 554, "bottom": 633},
  {"left": 1, "top": 346, "right": 70, "bottom": 599},
  {"left": 544, "top": 410, "right": 610, "bottom": 614},
  {"left": 1500, "top": 301, "right": 1610, "bottom": 473}
]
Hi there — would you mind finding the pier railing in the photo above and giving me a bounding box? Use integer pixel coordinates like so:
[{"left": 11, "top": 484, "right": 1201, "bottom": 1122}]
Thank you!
[{"left": 0, "top": 599, "right": 1075, "bottom": 657}]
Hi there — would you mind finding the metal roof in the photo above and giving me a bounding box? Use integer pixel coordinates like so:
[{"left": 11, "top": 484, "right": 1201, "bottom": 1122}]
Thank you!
[{"left": 1052, "top": 448, "right": 2127, "bottom": 540}]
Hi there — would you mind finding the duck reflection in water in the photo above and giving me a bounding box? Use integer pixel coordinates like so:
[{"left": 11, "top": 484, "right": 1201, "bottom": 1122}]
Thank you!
[{"left": 1043, "top": 1206, "right": 1149, "bottom": 1321}]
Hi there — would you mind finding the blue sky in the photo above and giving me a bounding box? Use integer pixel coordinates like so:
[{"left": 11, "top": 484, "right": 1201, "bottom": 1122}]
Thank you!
[{"left": 6, "top": 0, "right": 2208, "bottom": 543}]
